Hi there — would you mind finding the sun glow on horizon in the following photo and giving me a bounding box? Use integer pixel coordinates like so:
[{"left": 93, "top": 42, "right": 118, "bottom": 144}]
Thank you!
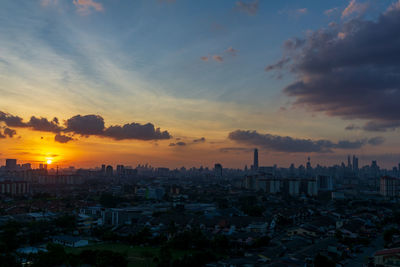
[{"left": 46, "top": 159, "right": 52, "bottom": 165}]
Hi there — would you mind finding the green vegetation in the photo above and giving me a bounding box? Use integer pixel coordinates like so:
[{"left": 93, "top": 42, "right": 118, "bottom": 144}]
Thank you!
[{"left": 65, "top": 243, "right": 199, "bottom": 267}]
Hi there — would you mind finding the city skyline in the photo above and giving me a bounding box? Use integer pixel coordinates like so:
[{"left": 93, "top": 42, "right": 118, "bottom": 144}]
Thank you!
[{"left": 1, "top": 0, "right": 400, "bottom": 168}]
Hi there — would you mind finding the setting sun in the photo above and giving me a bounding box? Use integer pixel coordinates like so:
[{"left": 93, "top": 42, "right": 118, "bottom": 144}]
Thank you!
[{"left": 47, "top": 159, "right": 52, "bottom": 165}]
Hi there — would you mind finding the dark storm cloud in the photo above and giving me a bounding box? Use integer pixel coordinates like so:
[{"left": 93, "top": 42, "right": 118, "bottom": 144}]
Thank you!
[
  {"left": 65, "top": 115, "right": 105, "bottom": 135},
  {"left": 66, "top": 115, "right": 171, "bottom": 141},
  {"left": 28, "top": 116, "right": 62, "bottom": 133},
  {"left": 266, "top": 4, "right": 400, "bottom": 131},
  {"left": 103, "top": 123, "right": 171, "bottom": 141},
  {"left": 228, "top": 130, "right": 384, "bottom": 153},
  {"left": 3, "top": 128, "right": 16, "bottom": 138},
  {"left": 0, "top": 110, "right": 171, "bottom": 142},
  {"left": 0, "top": 111, "right": 25, "bottom": 127},
  {"left": 54, "top": 134, "right": 74, "bottom": 144},
  {"left": 0, "top": 111, "right": 62, "bottom": 133},
  {"left": 169, "top": 141, "right": 186, "bottom": 147},
  {"left": 193, "top": 137, "right": 206, "bottom": 143}
]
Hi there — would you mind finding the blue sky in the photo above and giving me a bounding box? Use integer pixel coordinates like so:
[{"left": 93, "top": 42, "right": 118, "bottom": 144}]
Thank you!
[{"left": 1, "top": 0, "right": 399, "bottom": 168}]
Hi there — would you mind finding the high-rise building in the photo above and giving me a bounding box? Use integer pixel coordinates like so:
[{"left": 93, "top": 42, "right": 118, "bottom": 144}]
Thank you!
[
  {"left": 214, "top": 163, "right": 223, "bottom": 178},
  {"left": 117, "top": 165, "right": 125, "bottom": 176},
  {"left": 106, "top": 165, "right": 113, "bottom": 177},
  {"left": 380, "top": 176, "right": 400, "bottom": 197},
  {"left": 253, "top": 148, "right": 258, "bottom": 171},
  {"left": 317, "top": 175, "right": 333, "bottom": 191},
  {"left": 352, "top": 155, "right": 359, "bottom": 172},
  {"left": 5, "top": 159, "right": 17, "bottom": 171},
  {"left": 101, "top": 164, "right": 106, "bottom": 175},
  {"left": 347, "top": 155, "right": 352, "bottom": 169}
]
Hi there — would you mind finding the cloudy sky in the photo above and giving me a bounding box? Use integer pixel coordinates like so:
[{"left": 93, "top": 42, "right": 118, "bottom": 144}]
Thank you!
[{"left": 1, "top": 0, "right": 400, "bottom": 169}]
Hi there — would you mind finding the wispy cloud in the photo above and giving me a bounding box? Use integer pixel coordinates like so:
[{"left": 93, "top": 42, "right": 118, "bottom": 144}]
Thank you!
[
  {"left": 296, "top": 8, "right": 308, "bottom": 15},
  {"left": 235, "top": 0, "right": 259, "bottom": 16},
  {"left": 73, "top": 0, "right": 104, "bottom": 15},
  {"left": 324, "top": 7, "right": 339, "bottom": 16},
  {"left": 226, "top": 47, "right": 238, "bottom": 56},
  {"left": 229, "top": 130, "right": 384, "bottom": 153},
  {"left": 279, "top": 7, "right": 308, "bottom": 18},
  {"left": 212, "top": 55, "right": 223, "bottom": 62},
  {"left": 342, "top": 0, "right": 368, "bottom": 18},
  {"left": 40, "top": 0, "right": 58, "bottom": 7}
]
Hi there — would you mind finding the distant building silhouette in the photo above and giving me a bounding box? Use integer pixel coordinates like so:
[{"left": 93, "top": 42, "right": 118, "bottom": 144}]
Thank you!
[
  {"left": 106, "top": 165, "right": 113, "bottom": 177},
  {"left": 5, "top": 159, "right": 17, "bottom": 171},
  {"left": 214, "top": 163, "right": 222, "bottom": 178},
  {"left": 253, "top": 148, "right": 258, "bottom": 171}
]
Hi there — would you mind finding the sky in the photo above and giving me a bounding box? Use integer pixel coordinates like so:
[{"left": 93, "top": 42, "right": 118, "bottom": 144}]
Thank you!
[{"left": 1, "top": 0, "right": 400, "bottom": 169}]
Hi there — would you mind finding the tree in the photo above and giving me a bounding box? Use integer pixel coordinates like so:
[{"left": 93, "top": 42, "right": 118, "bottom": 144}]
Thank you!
[{"left": 314, "top": 254, "right": 335, "bottom": 267}]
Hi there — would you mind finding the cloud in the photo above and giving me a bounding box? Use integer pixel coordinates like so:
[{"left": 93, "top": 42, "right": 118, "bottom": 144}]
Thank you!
[
  {"left": 265, "top": 57, "right": 290, "bottom": 72},
  {"left": 219, "top": 147, "right": 253, "bottom": 153},
  {"left": 387, "top": 0, "right": 400, "bottom": 12},
  {"left": 169, "top": 141, "right": 186, "bottom": 147},
  {"left": 0, "top": 111, "right": 25, "bottom": 127},
  {"left": 345, "top": 124, "right": 360, "bottom": 131},
  {"left": 368, "top": 136, "right": 385, "bottom": 146},
  {"left": 41, "top": 0, "right": 58, "bottom": 7},
  {"left": 193, "top": 137, "right": 206, "bottom": 143},
  {"left": 236, "top": 0, "right": 259, "bottom": 16},
  {"left": 0, "top": 111, "right": 62, "bottom": 133},
  {"left": 296, "top": 8, "right": 308, "bottom": 15},
  {"left": 279, "top": 8, "right": 308, "bottom": 18},
  {"left": 0, "top": 110, "right": 171, "bottom": 142},
  {"left": 103, "top": 123, "right": 171, "bottom": 141},
  {"left": 226, "top": 47, "right": 238, "bottom": 56},
  {"left": 212, "top": 55, "right": 223, "bottom": 62},
  {"left": 158, "top": 0, "right": 176, "bottom": 3},
  {"left": 65, "top": 115, "right": 105, "bottom": 135},
  {"left": 228, "top": 130, "right": 384, "bottom": 153},
  {"left": 267, "top": 4, "right": 400, "bottom": 132},
  {"left": 324, "top": 7, "right": 339, "bottom": 16},
  {"left": 66, "top": 114, "right": 171, "bottom": 140},
  {"left": 73, "top": 0, "right": 103, "bottom": 15},
  {"left": 342, "top": 0, "right": 368, "bottom": 18},
  {"left": 202, "top": 48, "right": 237, "bottom": 63},
  {"left": 3, "top": 128, "right": 16, "bottom": 138},
  {"left": 54, "top": 134, "right": 74, "bottom": 143},
  {"left": 28, "top": 116, "right": 62, "bottom": 133},
  {"left": 362, "top": 120, "right": 400, "bottom": 132}
]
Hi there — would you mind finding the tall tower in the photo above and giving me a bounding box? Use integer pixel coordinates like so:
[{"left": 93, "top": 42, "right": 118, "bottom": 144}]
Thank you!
[
  {"left": 347, "top": 155, "right": 352, "bottom": 169},
  {"left": 253, "top": 148, "right": 259, "bottom": 170}
]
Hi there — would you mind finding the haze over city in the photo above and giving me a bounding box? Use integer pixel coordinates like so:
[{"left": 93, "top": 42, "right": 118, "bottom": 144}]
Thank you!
[{"left": 1, "top": 0, "right": 400, "bottom": 169}]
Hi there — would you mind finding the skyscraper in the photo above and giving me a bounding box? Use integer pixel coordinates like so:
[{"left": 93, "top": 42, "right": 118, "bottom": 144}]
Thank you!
[
  {"left": 352, "top": 155, "right": 359, "bottom": 172},
  {"left": 253, "top": 148, "right": 258, "bottom": 171},
  {"left": 347, "top": 155, "right": 352, "bottom": 169},
  {"left": 214, "top": 163, "right": 222, "bottom": 178}
]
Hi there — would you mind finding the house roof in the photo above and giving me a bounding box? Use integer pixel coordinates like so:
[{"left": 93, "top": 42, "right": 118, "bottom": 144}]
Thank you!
[{"left": 375, "top": 248, "right": 400, "bottom": 256}]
